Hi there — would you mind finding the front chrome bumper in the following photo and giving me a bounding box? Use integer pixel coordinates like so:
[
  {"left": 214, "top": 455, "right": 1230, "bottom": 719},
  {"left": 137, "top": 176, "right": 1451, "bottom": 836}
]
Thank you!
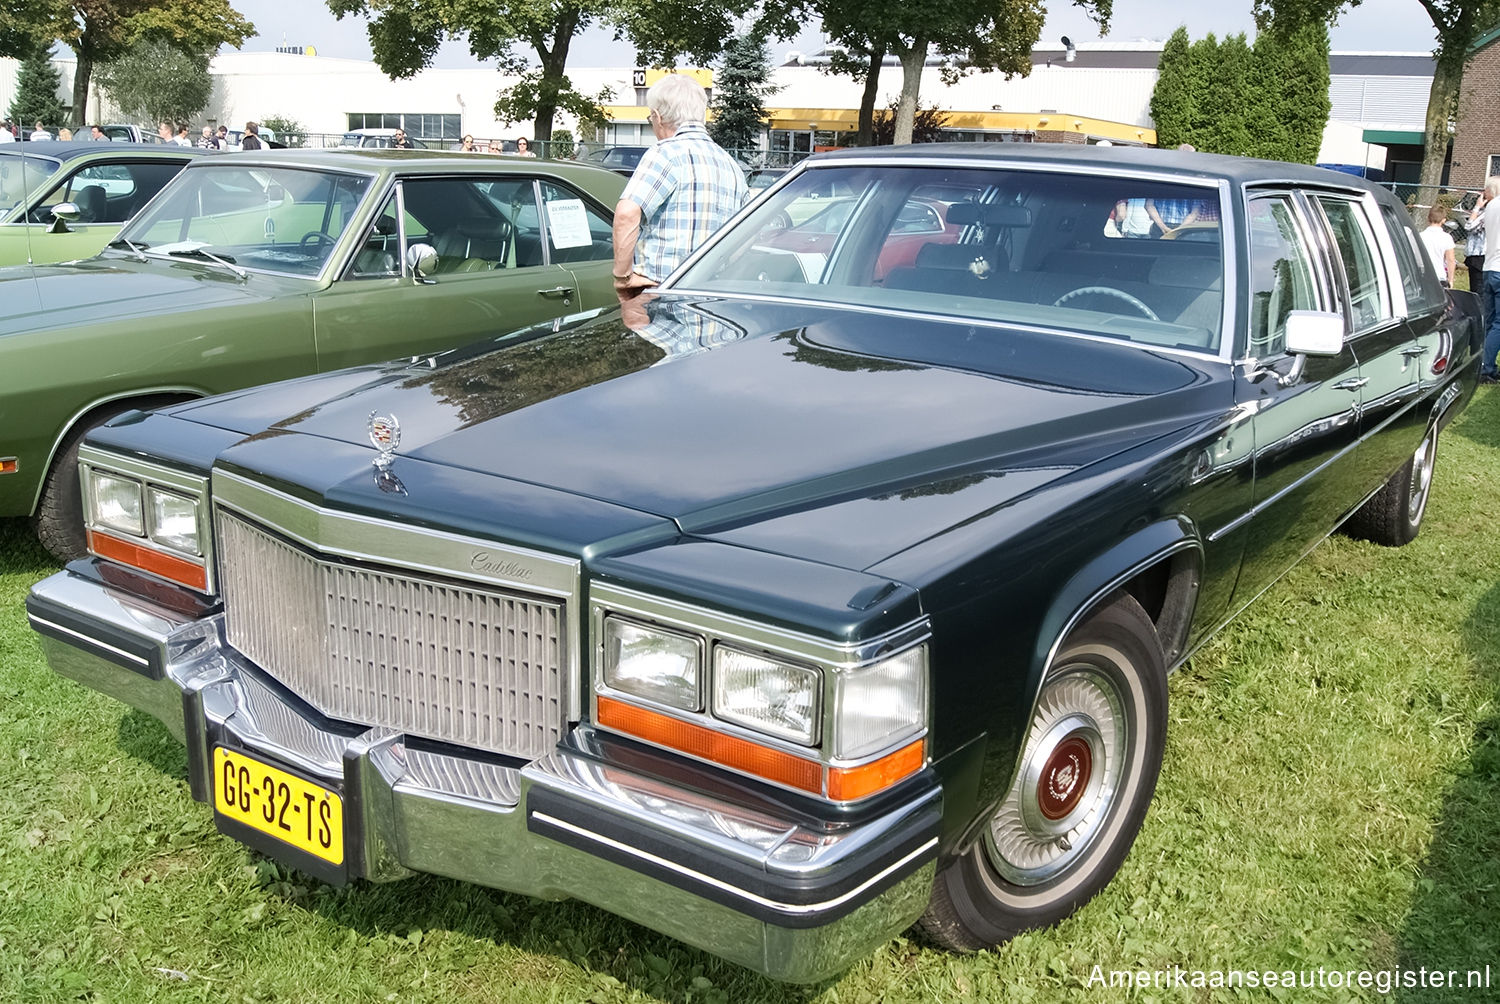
[{"left": 27, "top": 565, "right": 940, "bottom": 983}]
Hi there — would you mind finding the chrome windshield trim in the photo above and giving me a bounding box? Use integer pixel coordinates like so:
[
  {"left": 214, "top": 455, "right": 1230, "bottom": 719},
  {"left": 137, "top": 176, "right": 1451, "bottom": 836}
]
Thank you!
[{"left": 662, "top": 289, "right": 1236, "bottom": 364}]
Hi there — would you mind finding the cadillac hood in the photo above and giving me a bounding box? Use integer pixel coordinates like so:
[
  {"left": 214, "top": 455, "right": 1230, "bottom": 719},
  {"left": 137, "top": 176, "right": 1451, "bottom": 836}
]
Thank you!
[{"left": 167, "top": 296, "right": 1231, "bottom": 570}]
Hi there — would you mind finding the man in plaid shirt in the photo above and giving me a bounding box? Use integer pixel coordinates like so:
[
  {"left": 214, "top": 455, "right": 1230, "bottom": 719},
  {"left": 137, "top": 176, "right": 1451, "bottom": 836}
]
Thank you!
[{"left": 612, "top": 74, "right": 748, "bottom": 302}]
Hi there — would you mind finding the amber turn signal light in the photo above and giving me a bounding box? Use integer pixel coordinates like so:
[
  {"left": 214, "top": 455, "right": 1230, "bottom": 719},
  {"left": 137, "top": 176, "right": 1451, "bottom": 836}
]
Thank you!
[
  {"left": 89, "top": 529, "right": 207, "bottom": 591},
  {"left": 596, "top": 696, "right": 923, "bottom": 801}
]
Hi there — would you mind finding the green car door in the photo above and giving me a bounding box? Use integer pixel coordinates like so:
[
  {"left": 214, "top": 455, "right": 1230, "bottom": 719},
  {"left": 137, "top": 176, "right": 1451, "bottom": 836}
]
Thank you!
[{"left": 311, "top": 174, "right": 618, "bottom": 370}]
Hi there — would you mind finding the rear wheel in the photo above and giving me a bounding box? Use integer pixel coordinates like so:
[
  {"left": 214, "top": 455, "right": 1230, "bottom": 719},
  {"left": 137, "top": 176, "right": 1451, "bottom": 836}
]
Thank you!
[
  {"left": 1343, "top": 426, "right": 1437, "bottom": 547},
  {"left": 918, "top": 593, "right": 1167, "bottom": 950}
]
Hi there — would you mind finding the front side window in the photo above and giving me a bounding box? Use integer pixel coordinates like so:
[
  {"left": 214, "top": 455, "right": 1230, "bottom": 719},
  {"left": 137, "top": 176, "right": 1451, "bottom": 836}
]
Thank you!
[
  {"left": 678, "top": 164, "right": 1226, "bottom": 353},
  {"left": 123, "top": 166, "right": 371, "bottom": 277},
  {"left": 1246, "top": 196, "right": 1322, "bottom": 357},
  {"left": 540, "top": 180, "right": 612, "bottom": 263},
  {"left": 1315, "top": 195, "right": 1389, "bottom": 332}
]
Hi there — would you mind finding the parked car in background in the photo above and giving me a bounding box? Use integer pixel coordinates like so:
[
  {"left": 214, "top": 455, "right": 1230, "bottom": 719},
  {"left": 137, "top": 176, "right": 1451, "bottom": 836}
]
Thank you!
[
  {"left": 577, "top": 144, "right": 649, "bottom": 175},
  {"left": 0, "top": 147, "right": 624, "bottom": 559},
  {"left": 754, "top": 193, "right": 963, "bottom": 281},
  {"left": 28, "top": 144, "right": 1479, "bottom": 983},
  {"left": 0, "top": 141, "right": 202, "bottom": 264},
  {"left": 90, "top": 124, "right": 167, "bottom": 144},
  {"left": 339, "top": 128, "right": 428, "bottom": 149},
  {"left": 223, "top": 127, "right": 281, "bottom": 151},
  {"left": 744, "top": 166, "right": 788, "bottom": 191}
]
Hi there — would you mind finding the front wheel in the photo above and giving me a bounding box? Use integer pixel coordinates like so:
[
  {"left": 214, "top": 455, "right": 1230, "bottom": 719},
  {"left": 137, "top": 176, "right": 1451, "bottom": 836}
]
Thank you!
[{"left": 918, "top": 593, "right": 1167, "bottom": 950}]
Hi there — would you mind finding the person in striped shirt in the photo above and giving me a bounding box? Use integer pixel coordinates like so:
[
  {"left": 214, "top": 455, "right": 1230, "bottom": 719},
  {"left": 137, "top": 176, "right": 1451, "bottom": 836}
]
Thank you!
[{"left": 612, "top": 73, "right": 748, "bottom": 302}]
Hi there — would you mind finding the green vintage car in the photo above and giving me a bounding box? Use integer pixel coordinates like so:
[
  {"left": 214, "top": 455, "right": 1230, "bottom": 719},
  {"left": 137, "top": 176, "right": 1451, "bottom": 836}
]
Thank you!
[
  {"left": 0, "top": 148, "right": 626, "bottom": 559},
  {"left": 0, "top": 141, "right": 203, "bottom": 265}
]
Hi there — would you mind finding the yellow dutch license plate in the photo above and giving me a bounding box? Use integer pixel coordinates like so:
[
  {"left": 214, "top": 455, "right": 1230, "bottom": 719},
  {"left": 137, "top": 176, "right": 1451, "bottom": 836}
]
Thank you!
[{"left": 212, "top": 747, "right": 344, "bottom": 865}]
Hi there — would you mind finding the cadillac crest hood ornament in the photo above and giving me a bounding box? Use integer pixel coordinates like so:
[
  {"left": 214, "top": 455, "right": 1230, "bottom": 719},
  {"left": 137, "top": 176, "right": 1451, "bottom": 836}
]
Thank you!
[{"left": 367, "top": 411, "right": 401, "bottom": 470}]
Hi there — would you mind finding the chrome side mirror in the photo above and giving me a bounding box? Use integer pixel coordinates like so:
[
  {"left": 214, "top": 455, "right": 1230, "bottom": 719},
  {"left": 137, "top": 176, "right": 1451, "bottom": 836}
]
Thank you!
[
  {"left": 48, "top": 202, "right": 79, "bottom": 233},
  {"left": 404, "top": 242, "right": 438, "bottom": 282},
  {"left": 1279, "top": 310, "right": 1345, "bottom": 386}
]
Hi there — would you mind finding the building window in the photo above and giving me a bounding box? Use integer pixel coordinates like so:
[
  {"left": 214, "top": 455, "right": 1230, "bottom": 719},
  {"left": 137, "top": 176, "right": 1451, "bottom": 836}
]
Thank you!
[
  {"left": 1488, "top": 154, "right": 1500, "bottom": 179},
  {"left": 346, "top": 113, "right": 461, "bottom": 141}
]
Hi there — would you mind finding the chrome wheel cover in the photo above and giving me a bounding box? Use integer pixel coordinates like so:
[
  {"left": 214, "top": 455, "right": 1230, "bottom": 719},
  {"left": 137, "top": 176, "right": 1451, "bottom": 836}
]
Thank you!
[
  {"left": 984, "top": 661, "right": 1128, "bottom": 886},
  {"left": 1407, "top": 432, "right": 1436, "bottom": 524}
]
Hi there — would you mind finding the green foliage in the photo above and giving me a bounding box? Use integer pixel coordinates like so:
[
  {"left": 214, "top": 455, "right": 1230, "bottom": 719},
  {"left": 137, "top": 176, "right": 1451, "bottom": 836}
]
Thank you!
[
  {"left": 330, "top": 0, "right": 754, "bottom": 141},
  {"left": 260, "top": 115, "right": 307, "bottom": 147},
  {"left": 1148, "top": 23, "right": 1330, "bottom": 163},
  {"left": 13, "top": 0, "right": 254, "bottom": 125},
  {"left": 1148, "top": 28, "right": 1193, "bottom": 150},
  {"left": 96, "top": 39, "right": 212, "bottom": 128},
  {"left": 814, "top": 0, "right": 1109, "bottom": 144},
  {"left": 709, "top": 33, "right": 774, "bottom": 152},
  {"left": 7, "top": 48, "right": 64, "bottom": 129},
  {"left": 549, "top": 127, "right": 574, "bottom": 159},
  {"left": 870, "top": 101, "right": 947, "bottom": 144}
]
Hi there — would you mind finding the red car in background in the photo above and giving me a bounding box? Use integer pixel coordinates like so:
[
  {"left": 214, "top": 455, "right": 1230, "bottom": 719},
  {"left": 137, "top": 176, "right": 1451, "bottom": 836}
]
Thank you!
[{"left": 755, "top": 195, "right": 963, "bottom": 282}]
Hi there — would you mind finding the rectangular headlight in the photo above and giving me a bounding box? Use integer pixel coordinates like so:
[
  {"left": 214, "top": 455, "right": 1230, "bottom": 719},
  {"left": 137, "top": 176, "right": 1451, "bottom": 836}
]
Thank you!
[
  {"left": 832, "top": 646, "right": 926, "bottom": 760},
  {"left": 602, "top": 616, "right": 702, "bottom": 711},
  {"left": 146, "top": 487, "right": 201, "bottom": 555},
  {"left": 90, "top": 471, "right": 144, "bottom": 536},
  {"left": 712, "top": 647, "right": 820, "bottom": 746}
]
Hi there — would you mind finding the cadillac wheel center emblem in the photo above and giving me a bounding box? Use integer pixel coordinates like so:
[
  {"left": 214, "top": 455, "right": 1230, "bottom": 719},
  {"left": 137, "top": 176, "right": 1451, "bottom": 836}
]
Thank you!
[{"left": 367, "top": 411, "right": 401, "bottom": 469}]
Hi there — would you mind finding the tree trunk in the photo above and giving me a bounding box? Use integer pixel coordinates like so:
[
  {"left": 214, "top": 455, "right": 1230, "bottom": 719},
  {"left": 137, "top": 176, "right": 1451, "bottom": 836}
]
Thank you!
[
  {"left": 857, "top": 43, "right": 885, "bottom": 146},
  {"left": 893, "top": 39, "right": 927, "bottom": 146},
  {"left": 70, "top": 53, "right": 91, "bottom": 128},
  {"left": 1417, "top": 51, "right": 1461, "bottom": 211}
]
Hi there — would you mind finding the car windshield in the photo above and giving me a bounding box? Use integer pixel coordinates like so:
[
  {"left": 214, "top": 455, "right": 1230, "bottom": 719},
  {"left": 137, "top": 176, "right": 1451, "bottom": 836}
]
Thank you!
[
  {"left": 119, "top": 165, "right": 372, "bottom": 277},
  {"left": 679, "top": 164, "right": 1227, "bottom": 354},
  {"left": 0, "top": 152, "right": 62, "bottom": 215}
]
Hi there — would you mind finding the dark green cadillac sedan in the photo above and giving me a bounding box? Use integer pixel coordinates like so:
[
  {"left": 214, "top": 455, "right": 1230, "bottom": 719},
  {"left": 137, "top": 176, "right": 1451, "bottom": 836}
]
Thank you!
[
  {"left": 0, "top": 148, "right": 624, "bottom": 559},
  {"left": 27, "top": 144, "right": 1478, "bottom": 981}
]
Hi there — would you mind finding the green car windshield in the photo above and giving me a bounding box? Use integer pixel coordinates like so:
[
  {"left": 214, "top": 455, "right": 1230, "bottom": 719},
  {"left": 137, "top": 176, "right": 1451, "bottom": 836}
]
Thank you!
[
  {"left": 678, "top": 164, "right": 1227, "bottom": 355},
  {"left": 118, "top": 165, "right": 372, "bottom": 277},
  {"left": 0, "top": 153, "right": 62, "bottom": 217}
]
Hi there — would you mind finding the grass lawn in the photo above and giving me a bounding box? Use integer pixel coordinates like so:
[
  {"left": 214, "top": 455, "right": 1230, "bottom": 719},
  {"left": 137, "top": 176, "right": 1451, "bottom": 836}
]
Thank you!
[{"left": 2, "top": 393, "right": 1498, "bottom": 1003}]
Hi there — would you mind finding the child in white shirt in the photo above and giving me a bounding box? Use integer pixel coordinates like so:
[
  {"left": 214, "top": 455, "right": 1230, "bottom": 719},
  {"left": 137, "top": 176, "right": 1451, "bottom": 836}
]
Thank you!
[{"left": 1420, "top": 203, "right": 1456, "bottom": 286}]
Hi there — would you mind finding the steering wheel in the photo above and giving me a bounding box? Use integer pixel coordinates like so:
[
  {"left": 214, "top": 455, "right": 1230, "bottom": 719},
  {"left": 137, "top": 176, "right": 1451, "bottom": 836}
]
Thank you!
[
  {"left": 1052, "top": 285, "right": 1160, "bottom": 321},
  {"left": 299, "top": 231, "right": 336, "bottom": 251}
]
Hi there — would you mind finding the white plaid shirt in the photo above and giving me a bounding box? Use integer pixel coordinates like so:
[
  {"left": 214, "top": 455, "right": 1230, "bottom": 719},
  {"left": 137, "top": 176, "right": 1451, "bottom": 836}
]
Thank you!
[{"left": 622, "top": 122, "right": 748, "bottom": 282}]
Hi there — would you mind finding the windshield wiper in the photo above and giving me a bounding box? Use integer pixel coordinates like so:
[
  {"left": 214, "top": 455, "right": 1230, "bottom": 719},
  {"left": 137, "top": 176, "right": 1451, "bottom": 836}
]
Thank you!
[
  {"left": 106, "top": 237, "right": 148, "bottom": 261},
  {"left": 167, "top": 246, "right": 247, "bottom": 279}
]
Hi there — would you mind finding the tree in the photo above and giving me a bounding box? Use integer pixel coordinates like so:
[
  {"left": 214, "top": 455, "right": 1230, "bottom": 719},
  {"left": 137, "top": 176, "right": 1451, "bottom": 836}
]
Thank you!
[
  {"left": 1149, "top": 28, "right": 1195, "bottom": 150},
  {"left": 96, "top": 38, "right": 211, "bottom": 127},
  {"left": 870, "top": 100, "right": 946, "bottom": 144},
  {"left": 1256, "top": 0, "right": 1500, "bottom": 199},
  {"left": 709, "top": 32, "right": 774, "bottom": 155},
  {"left": 260, "top": 114, "right": 307, "bottom": 146},
  {"left": 814, "top": 0, "right": 1111, "bottom": 145},
  {"left": 1148, "top": 24, "right": 1329, "bottom": 163},
  {"left": 328, "top": 0, "right": 753, "bottom": 143},
  {"left": 2, "top": 0, "right": 253, "bottom": 127},
  {"left": 8, "top": 46, "right": 65, "bottom": 128}
]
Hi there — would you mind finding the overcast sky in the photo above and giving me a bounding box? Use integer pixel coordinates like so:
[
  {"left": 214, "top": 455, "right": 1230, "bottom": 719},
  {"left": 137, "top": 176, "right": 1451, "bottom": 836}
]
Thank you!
[{"left": 230, "top": 0, "right": 1440, "bottom": 68}]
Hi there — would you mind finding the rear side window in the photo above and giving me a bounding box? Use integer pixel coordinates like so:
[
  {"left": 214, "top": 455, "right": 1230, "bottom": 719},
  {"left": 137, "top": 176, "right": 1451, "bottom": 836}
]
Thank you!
[
  {"left": 1315, "top": 196, "right": 1390, "bottom": 332},
  {"left": 1379, "top": 203, "right": 1443, "bottom": 314}
]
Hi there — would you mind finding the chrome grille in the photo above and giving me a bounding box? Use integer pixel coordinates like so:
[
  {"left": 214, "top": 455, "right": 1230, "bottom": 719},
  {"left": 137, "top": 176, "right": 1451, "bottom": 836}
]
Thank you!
[{"left": 216, "top": 509, "right": 566, "bottom": 760}]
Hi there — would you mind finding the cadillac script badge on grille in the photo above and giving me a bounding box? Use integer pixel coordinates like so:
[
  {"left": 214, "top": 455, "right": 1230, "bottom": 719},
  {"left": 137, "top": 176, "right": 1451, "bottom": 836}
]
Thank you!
[{"left": 367, "top": 412, "right": 400, "bottom": 470}]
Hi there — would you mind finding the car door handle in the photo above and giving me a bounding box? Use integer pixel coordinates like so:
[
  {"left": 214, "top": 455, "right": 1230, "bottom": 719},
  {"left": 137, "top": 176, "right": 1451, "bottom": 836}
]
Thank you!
[
  {"left": 538, "top": 286, "right": 574, "bottom": 298},
  {"left": 1332, "top": 377, "right": 1369, "bottom": 391},
  {"left": 1400, "top": 345, "right": 1430, "bottom": 357}
]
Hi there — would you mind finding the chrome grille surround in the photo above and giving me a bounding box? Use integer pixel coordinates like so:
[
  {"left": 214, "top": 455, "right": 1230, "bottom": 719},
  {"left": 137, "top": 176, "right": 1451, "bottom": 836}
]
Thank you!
[{"left": 211, "top": 470, "right": 582, "bottom": 761}]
